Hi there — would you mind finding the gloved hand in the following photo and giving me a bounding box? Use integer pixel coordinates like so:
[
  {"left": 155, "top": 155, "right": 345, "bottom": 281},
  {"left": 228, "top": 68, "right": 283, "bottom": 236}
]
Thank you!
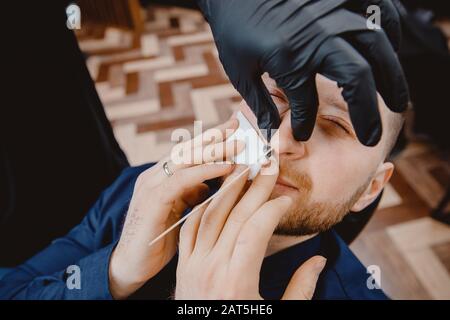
[{"left": 197, "top": 0, "right": 409, "bottom": 146}]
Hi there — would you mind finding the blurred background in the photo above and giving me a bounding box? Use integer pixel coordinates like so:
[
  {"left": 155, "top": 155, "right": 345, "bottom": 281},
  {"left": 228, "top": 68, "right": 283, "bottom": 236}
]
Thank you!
[{"left": 1, "top": 0, "right": 449, "bottom": 299}]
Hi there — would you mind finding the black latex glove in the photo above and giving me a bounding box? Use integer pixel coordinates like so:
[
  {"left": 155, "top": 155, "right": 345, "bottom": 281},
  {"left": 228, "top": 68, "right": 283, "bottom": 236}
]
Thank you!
[{"left": 197, "top": 0, "right": 409, "bottom": 146}]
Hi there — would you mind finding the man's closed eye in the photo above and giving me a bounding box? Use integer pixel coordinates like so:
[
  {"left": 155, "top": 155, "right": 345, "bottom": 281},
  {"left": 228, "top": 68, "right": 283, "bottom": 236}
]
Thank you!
[{"left": 319, "top": 115, "right": 356, "bottom": 139}]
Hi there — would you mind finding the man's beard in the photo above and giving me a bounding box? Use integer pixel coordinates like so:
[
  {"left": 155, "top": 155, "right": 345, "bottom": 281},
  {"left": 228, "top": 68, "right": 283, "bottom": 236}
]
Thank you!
[{"left": 271, "top": 160, "right": 368, "bottom": 236}]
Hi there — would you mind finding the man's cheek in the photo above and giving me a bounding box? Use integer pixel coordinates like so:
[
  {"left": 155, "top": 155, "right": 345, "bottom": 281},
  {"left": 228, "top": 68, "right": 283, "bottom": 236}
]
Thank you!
[
  {"left": 310, "top": 165, "right": 362, "bottom": 204},
  {"left": 307, "top": 167, "right": 343, "bottom": 203},
  {"left": 338, "top": 158, "right": 371, "bottom": 190}
]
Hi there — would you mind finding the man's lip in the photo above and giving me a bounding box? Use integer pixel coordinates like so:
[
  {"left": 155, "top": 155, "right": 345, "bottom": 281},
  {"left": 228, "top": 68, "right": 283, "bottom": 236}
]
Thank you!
[{"left": 276, "top": 177, "right": 297, "bottom": 190}]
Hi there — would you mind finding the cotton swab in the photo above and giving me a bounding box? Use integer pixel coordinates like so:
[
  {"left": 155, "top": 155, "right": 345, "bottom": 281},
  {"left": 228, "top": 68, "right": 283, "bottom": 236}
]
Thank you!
[{"left": 148, "top": 147, "right": 273, "bottom": 247}]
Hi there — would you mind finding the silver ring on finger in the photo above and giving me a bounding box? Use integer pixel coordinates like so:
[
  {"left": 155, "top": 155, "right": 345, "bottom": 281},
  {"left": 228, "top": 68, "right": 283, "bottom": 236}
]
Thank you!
[{"left": 163, "top": 161, "right": 174, "bottom": 177}]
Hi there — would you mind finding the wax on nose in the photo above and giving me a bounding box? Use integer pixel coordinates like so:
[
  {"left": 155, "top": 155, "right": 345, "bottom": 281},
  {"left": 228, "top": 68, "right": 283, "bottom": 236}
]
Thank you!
[{"left": 226, "top": 111, "right": 269, "bottom": 179}]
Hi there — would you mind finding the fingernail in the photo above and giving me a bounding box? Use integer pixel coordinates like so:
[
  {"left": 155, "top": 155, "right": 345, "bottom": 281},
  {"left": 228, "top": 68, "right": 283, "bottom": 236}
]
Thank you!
[{"left": 314, "top": 257, "right": 327, "bottom": 272}]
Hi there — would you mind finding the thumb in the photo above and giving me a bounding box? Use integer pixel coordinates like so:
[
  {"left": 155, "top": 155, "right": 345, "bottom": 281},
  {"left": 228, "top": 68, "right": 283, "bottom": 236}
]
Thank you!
[{"left": 282, "top": 255, "right": 326, "bottom": 300}]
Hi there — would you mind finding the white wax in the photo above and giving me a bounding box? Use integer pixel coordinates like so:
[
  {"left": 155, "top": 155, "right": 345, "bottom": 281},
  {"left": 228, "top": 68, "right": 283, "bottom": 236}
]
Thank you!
[{"left": 226, "top": 111, "right": 268, "bottom": 179}]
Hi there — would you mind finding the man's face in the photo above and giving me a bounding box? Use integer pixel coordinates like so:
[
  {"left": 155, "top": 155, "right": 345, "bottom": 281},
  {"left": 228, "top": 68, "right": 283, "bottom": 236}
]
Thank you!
[{"left": 239, "top": 74, "right": 393, "bottom": 236}]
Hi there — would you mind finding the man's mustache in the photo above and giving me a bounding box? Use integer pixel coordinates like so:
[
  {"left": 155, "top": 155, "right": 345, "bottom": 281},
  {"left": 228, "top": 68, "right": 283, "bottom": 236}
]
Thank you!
[{"left": 278, "top": 159, "right": 313, "bottom": 195}]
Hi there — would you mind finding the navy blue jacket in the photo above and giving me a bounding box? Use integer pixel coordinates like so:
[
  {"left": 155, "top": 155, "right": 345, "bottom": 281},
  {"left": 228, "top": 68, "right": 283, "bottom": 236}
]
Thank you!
[{"left": 0, "top": 164, "right": 388, "bottom": 300}]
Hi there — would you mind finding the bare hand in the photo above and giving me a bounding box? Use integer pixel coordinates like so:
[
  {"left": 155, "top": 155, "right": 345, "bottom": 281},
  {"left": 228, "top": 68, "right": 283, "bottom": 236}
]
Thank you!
[
  {"left": 175, "top": 160, "right": 326, "bottom": 300},
  {"left": 109, "top": 119, "right": 244, "bottom": 299}
]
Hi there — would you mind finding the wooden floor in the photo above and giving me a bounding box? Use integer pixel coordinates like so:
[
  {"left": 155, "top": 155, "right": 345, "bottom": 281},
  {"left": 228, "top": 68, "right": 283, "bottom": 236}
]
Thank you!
[
  {"left": 351, "top": 143, "right": 450, "bottom": 299},
  {"left": 76, "top": 6, "right": 450, "bottom": 300}
]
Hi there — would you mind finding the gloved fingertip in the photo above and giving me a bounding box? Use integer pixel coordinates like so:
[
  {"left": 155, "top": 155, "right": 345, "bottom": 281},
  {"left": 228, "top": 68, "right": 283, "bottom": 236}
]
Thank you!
[
  {"left": 292, "top": 125, "right": 313, "bottom": 142},
  {"left": 392, "top": 91, "right": 410, "bottom": 113},
  {"left": 358, "top": 125, "right": 382, "bottom": 147},
  {"left": 290, "top": 113, "right": 315, "bottom": 142},
  {"left": 258, "top": 115, "right": 281, "bottom": 142}
]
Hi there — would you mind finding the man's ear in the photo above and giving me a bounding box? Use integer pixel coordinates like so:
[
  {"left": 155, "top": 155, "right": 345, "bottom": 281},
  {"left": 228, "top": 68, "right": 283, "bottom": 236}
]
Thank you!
[{"left": 350, "top": 162, "right": 394, "bottom": 212}]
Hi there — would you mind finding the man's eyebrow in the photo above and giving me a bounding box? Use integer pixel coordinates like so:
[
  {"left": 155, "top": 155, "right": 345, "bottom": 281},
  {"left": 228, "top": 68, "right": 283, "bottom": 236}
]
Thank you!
[{"left": 269, "top": 84, "right": 349, "bottom": 115}]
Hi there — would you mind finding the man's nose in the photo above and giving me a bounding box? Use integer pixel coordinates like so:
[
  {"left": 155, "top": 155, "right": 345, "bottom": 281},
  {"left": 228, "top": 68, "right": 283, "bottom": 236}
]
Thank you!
[{"left": 270, "top": 111, "right": 306, "bottom": 160}]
